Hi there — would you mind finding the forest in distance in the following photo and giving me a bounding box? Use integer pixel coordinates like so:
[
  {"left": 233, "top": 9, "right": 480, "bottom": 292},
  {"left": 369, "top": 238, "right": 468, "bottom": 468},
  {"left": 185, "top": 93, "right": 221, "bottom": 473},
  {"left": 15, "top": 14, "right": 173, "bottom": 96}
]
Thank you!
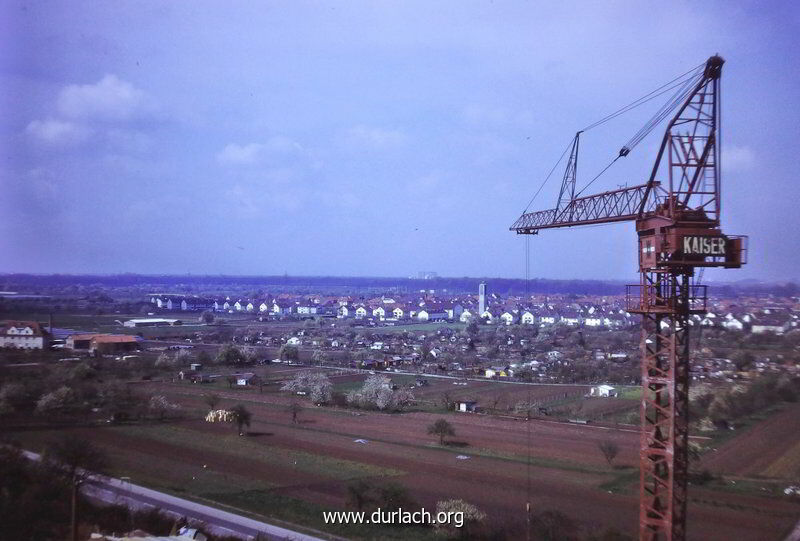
[{"left": 2, "top": 273, "right": 798, "bottom": 298}]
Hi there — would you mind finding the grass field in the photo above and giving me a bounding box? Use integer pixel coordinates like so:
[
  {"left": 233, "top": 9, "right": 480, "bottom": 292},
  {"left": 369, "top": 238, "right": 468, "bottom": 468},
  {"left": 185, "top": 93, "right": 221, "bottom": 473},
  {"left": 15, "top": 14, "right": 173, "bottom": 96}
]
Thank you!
[{"left": 7, "top": 379, "right": 800, "bottom": 540}]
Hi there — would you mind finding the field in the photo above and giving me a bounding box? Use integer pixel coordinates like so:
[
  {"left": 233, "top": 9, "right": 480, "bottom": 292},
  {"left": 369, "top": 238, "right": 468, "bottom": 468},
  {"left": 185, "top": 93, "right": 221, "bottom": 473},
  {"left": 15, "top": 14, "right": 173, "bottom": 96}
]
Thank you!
[
  {"left": 329, "top": 371, "right": 640, "bottom": 421},
  {"left": 700, "top": 402, "right": 800, "bottom": 479},
  {"left": 7, "top": 376, "right": 800, "bottom": 540}
]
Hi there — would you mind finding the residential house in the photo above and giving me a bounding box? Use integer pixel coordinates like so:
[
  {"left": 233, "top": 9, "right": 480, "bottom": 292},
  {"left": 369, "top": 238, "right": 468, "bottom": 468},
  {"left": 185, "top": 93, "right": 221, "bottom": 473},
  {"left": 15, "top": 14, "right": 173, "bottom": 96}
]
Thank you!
[
  {"left": 500, "top": 311, "right": 518, "bottom": 325},
  {"left": 272, "top": 300, "right": 293, "bottom": 315},
  {"left": 721, "top": 313, "right": 744, "bottom": 331},
  {"left": 752, "top": 313, "right": 791, "bottom": 334},
  {"left": 0, "top": 320, "right": 49, "bottom": 349}
]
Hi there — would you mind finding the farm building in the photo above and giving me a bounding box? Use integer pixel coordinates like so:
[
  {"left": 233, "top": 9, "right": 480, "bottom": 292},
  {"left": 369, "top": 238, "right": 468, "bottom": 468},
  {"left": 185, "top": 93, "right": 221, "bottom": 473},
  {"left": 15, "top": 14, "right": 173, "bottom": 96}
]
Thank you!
[
  {"left": 89, "top": 335, "right": 141, "bottom": 355},
  {"left": 66, "top": 334, "right": 101, "bottom": 351},
  {"left": 235, "top": 373, "right": 261, "bottom": 386},
  {"left": 589, "top": 384, "right": 618, "bottom": 398},
  {"left": 67, "top": 333, "right": 140, "bottom": 355},
  {"left": 123, "top": 318, "right": 182, "bottom": 328}
]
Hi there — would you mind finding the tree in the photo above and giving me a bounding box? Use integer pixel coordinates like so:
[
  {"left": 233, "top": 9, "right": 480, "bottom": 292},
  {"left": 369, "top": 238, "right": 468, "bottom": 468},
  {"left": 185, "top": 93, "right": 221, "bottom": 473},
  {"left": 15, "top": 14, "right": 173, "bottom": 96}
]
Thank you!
[
  {"left": 0, "top": 382, "right": 29, "bottom": 414},
  {"left": 44, "top": 437, "right": 107, "bottom": 541},
  {"left": 598, "top": 440, "right": 620, "bottom": 466},
  {"left": 281, "top": 371, "right": 333, "bottom": 405},
  {"left": 428, "top": 418, "right": 455, "bottom": 445},
  {"left": 731, "top": 350, "right": 755, "bottom": 371},
  {"left": 36, "top": 386, "right": 79, "bottom": 416},
  {"left": 346, "top": 480, "right": 375, "bottom": 512},
  {"left": 230, "top": 404, "right": 252, "bottom": 436},
  {"left": 98, "top": 382, "right": 145, "bottom": 422},
  {"left": 440, "top": 391, "right": 455, "bottom": 411},
  {"left": 216, "top": 343, "right": 245, "bottom": 365},
  {"left": 279, "top": 344, "right": 299, "bottom": 362},
  {"left": 312, "top": 349, "right": 328, "bottom": 366},
  {"left": 203, "top": 393, "right": 221, "bottom": 411},
  {"left": 421, "top": 342, "right": 432, "bottom": 362},
  {"left": 148, "top": 395, "right": 181, "bottom": 421},
  {"left": 346, "top": 375, "right": 414, "bottom": 411},
  {"left": 378, "top": 482, "right": 416, "bottom": 513},
  {"left": 287, "top": 402, "right": 302, "bottom": 424},
  {"left": 174, "top": 349, "right": 193, "bottom": 365},
  {"left": 154, "top": 352, "right": 176, "bottom": 369},
  {"left": 197, "top": 350, "right": 212, "bottom": 365},
  {"left": 434, "top": 499, "right": 486, "bottom": 538},
  {"left": 199, "top": 311, "right": 215, "bottom": 324}
]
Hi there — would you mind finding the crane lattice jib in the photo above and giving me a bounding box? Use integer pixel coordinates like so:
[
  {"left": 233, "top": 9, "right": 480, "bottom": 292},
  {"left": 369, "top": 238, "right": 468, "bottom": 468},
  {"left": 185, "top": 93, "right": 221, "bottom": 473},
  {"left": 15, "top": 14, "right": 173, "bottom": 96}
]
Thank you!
[
  {"left": 511, "top": 182, "right": 659, "bottom": 233},
  {"left": 510, "top": 55, "right": 723, "bottom": 234}
]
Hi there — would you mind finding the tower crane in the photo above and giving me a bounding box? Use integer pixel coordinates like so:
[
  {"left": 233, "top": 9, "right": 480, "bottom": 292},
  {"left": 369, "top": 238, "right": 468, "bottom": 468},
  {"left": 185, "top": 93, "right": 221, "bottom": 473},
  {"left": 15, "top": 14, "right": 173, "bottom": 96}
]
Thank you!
[{"left": 510, "top": 55, "right": 747, "bottom": 540}]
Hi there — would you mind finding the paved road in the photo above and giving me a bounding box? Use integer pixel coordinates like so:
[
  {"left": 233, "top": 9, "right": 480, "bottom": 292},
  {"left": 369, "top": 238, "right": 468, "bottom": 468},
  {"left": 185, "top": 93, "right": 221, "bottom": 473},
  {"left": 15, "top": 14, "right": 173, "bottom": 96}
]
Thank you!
[{"left": 22, "top": 450, "right": 329, "bottom": 541}]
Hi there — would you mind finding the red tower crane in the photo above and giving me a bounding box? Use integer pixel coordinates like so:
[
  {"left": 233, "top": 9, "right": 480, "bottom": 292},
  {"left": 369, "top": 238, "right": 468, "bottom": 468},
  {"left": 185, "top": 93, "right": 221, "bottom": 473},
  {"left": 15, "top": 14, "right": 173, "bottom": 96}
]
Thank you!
[{"left": 511, "top": 55, "right": 747, "bottom": 540}]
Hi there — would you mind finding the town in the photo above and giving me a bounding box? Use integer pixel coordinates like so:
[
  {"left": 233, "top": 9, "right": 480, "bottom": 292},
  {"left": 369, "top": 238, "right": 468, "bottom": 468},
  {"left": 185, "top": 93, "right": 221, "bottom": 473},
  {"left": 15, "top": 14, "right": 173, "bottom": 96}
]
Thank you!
[{"left": 2, "top": 274, "right": 799, "bottom": 539}]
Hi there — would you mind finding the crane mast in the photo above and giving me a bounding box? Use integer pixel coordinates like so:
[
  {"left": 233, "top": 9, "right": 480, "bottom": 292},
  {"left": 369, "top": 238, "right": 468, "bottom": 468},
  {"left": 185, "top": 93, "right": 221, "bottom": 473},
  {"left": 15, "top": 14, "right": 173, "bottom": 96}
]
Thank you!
[{"left": 511, "top": 55, "right": 747, "bottom": 540}]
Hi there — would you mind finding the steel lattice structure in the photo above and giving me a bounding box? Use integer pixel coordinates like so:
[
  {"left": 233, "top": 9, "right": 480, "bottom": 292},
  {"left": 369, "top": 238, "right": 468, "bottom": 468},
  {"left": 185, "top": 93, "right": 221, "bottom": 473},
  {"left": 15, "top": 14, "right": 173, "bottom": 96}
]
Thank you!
[{"left": 511, "top": 55, "right": 746, "bottom": 540}]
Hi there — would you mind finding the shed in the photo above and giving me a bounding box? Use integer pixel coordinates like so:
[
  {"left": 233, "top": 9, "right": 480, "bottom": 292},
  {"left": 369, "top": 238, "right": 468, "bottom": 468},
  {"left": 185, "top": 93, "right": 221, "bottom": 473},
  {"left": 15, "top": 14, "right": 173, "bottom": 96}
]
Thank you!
[
  {"left": 456, "top": 400, "right": 478, "bottom": 413},
  {"left": 590, "top": 384, "right": 618, "bottom": 398}
]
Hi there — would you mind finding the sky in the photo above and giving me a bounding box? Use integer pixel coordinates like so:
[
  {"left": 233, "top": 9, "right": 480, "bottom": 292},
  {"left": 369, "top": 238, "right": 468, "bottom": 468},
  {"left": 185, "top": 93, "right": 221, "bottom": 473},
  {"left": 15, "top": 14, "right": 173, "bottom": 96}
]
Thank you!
[{"left": 1, "top": 1, "right": 799, "bottom": 282}]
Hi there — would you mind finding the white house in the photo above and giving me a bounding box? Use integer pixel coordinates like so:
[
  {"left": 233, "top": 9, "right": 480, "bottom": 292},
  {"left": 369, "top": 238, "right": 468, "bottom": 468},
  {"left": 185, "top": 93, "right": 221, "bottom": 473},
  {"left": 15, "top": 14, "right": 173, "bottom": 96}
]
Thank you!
[
  {"left": 539, "top": 314, "right": 557, "bottom": 326},
  {"left": 459, "top": 309, "right": 473, "bottom": 323},
  {"left": 272, "top": 300, "right": 293, "bottom": 315},
  {"left": 560, "top": 313, "right": 581, "bottom": 326},
  {"left": 521, "top": 311, "right": 535, "bottom": 325},
  {"left": 584, "top": 316, "right": 603, "bottom": 327},
  {"left": 393, "top": 306, "right": 405, "bottom": 319},
  {"left": 0, "top": 321, "right": 48, "bottom": 349},
  {"left": 500, "top": 311, "right": 517, "bottom": 325},
  {"left": 355, "top": 306, "right": 368, "bottom": 319},
  {"left": 699, "top": 312, "right": 717, "bottom": 327},
  {"left": 721, "top": 313, "right": 744, "bottom": 331}
]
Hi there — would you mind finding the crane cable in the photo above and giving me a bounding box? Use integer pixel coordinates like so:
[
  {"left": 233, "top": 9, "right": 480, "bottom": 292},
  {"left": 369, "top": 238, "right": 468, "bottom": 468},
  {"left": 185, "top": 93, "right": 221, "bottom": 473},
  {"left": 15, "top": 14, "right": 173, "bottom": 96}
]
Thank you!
[
  {"left": 521, "top": 61, "right": 706, "bottom": 212},
  {"left": 574, "top": 66, "right": 705, "bottom": 198},
  {"left": 520, "top": 139, "right": 574, "bottom": 214},
  {"left": 579, "top": 61, "right": 705, "bottom": 133}
]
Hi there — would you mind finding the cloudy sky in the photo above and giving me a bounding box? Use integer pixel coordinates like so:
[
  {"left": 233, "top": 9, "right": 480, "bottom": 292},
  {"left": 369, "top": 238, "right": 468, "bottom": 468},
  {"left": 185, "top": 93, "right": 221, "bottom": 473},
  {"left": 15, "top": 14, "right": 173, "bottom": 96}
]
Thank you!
[{"left": 2, "top": 1, "right": 798, "bottom": 281}]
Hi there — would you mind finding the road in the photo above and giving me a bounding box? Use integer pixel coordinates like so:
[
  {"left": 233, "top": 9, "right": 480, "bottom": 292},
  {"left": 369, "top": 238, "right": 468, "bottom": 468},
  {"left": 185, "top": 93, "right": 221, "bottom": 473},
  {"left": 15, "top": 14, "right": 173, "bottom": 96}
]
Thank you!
[{"left": 21, "top": 450, "right": 330, "bottom": 541}]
